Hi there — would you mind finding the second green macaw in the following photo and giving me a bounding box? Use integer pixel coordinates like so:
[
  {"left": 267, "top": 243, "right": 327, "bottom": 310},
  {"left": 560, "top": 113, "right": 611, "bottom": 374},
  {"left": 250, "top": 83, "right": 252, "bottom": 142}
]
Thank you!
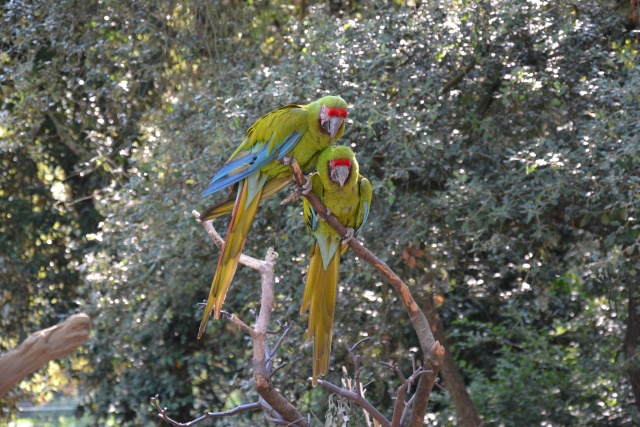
[
  {"left": 198, "top": 96, "right": 348, "bottom": 339},
  {"left": 300, "top": 145, "right": 372, "bottom": 386}
]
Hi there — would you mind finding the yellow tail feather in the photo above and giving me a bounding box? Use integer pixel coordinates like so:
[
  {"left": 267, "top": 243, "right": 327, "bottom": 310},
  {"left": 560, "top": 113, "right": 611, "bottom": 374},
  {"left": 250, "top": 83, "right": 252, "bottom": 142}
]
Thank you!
[
  {"left": 301, "top": 242, "right": 342, "bottom": 386},
  {"left": 198, "top": 180, "right": 264, "bottom": 339}
]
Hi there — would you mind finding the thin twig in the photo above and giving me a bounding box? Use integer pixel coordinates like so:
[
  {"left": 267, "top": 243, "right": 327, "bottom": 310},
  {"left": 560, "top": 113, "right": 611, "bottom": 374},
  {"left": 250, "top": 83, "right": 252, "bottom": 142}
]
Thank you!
[
  {"left": 400, "top": 393, "right": 416, "bottom": 426},
  {"left": 433, "top": 377, "right": 446, "bottom": 391},
  {"left": 223, "top": 312, "right": 256, "bottom": 338},
  {"left": 267, "top": 322, "right": 293, "bottom": 366},
  {"left": 350, "top": 337, "right": 371, "bottom": 352},
  {"left": 267, "top": 319, "right": 292, "bottom": 335},
  {"left": 317, "top": 379, "right": 390, "bottom": 427},
  {"left": 270, "top": 362, "right": 289, "bottom": 378},
  {"left": 379, "top": 363, "right": 432, "bottom": 427},
  {"left": 151, "top": 395, "right": 261, "bottom": 426},
  {"left": 344, "top": 340, "right": 368, "bottom": 401},
  {"left": 344, "top": 338, "right": 374, "bottom": 426}
]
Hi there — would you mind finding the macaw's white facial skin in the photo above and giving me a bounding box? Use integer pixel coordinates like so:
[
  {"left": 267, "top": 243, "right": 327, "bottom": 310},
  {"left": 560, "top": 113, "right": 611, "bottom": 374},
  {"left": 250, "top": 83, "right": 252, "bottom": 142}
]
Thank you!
[{"left": 320, "top": 104, "right": 347, "bottom": 139}]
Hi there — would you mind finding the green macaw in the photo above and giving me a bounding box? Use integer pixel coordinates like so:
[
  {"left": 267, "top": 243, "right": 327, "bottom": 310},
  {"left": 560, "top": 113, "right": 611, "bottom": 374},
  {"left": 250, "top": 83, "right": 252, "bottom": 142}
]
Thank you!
[
  {"left": 198, "top": 96, "right": 348, "bottom": 339},
  {"left": 300, "top": 145, "right": 372, "bottom": 386}
]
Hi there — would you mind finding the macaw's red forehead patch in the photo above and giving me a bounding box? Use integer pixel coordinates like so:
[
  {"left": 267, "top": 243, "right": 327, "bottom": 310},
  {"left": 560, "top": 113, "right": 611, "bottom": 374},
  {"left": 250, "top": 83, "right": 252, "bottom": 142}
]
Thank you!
[
  {"left": 330, "top": 158, "right": 352, "bottom": 168},
  {"left": 326, "top": 107, "right": 348, "bottom": 118}
]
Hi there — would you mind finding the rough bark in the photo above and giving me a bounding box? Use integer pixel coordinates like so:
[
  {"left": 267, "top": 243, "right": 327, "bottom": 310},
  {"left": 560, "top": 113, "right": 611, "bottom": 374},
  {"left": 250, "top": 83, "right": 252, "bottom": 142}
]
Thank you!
[
  {"left": 423, "top": 294, "right": 483, "bottom": 426},
  {"left": 0, "top": 313, "right": 91, "bottom": 398}
]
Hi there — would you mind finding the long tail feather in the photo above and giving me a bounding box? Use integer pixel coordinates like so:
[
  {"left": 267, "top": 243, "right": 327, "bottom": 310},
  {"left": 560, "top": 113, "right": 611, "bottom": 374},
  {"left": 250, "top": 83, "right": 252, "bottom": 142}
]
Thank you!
[
  {"left": 200, "top": 176, "right": 292, "bottom": 221},
  {"left": 198, "top": 179, "right": 264, "bottom": 339},
  {"left": 301, "top": 242, "right": 342, "bottom": 386}
]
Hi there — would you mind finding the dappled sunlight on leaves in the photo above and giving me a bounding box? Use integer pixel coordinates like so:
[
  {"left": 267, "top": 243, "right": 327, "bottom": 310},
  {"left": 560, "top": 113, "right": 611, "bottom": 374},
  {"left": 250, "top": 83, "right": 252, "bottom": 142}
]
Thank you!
[{"left": 2, "top": 0, "right": 640, "bottom": 425}]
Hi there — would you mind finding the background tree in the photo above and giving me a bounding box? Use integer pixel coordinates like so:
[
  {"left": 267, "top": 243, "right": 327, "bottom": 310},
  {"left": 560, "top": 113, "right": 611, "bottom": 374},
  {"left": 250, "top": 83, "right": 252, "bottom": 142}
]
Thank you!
[{"left": 1, "top": 0, "right": 639, "bottom": 425}]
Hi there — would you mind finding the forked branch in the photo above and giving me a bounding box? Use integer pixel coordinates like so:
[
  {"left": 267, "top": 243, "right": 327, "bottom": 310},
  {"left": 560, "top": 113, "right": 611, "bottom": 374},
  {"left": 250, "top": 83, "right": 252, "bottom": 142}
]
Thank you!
[{"left": 150, "top": 213, "right": 306, "bottom": 427}]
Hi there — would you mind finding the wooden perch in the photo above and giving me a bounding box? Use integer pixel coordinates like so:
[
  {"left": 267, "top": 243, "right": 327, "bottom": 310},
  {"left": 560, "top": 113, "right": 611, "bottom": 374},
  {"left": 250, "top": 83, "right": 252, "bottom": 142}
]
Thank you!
[{"left": 0, "top": 313, "right": 91, "bottom": 398}]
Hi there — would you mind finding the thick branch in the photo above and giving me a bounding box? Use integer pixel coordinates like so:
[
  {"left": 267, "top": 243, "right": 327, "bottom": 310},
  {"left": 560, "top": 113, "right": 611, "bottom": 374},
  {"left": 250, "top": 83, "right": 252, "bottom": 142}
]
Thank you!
[
  {"left": 441, "top": 58, "right": 477, "bottom": 94},
  {"left": 0, "top": 313, "right": 91, "bottom": 398},
  {"left": 251, "top": 249, "right": 306, "bottom": 427},
  {"left": 45, "top": 111, "right": 91, "bottom": 161},
  {"left": 424, "top": 292, "right": 483, "bottom": 426},
  {"left": 286, "top": 159, "right": 445, "bottom": 426}
]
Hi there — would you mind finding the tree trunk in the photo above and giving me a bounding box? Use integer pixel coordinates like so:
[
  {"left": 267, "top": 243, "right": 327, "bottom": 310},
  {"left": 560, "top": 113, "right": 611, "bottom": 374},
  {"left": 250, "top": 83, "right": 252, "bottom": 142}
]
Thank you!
[
  {"left": 0, "top": 313, "right": 91, "bottom": 398},
  {"left": 423, "top": 294, "right": 484, "bottom": 427},
  {"left": 624, "top": 284, "right": 640, "bottom": 411}
]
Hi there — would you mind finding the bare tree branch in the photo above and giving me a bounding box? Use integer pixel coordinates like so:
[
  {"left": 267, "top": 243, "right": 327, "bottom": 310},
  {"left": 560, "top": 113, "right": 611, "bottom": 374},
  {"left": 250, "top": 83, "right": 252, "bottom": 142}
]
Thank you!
[
  {"left": 152, "top": 395, "right": 262, "bottom": 426},
  {"left": 400, "top": 393, "right": 417, "bottom": 427},
  {"left": 187, "top": 158, "right": 449, "bottom": 425},
  {"left": 379, "top": 362, "right": 431, "bottom": 427},
  {"left": 249, "top": 246, "right": 307, "bottom": 427},
  {"left": 317, "top": 378, "right": 390, "bottom": 427},
  {"left": 344, "top": 340, "right": 368, "bottom": 407},
  {"left": 45, "top": 111, "right": 91, "bottom": 161},
  {"left": 0, "top": 313, "right": 91, "bottom": 398},
  {"left": 222, "top": 311, "right": 256, "bottom": 338},
  {"left": 423, "top": 291, "right": 483, "bottom": 426},
  {"left": 285, "top": 159, "right": 446, "bottom": 426},
  {"left": 267, "top": 322, "right": 293, "bottom": 368},
  {"left": 193, "top": 210, "right": 264, "bottom": 270},
  {"left": 153, "top": 213, "right": 307, "bottom": 426}
]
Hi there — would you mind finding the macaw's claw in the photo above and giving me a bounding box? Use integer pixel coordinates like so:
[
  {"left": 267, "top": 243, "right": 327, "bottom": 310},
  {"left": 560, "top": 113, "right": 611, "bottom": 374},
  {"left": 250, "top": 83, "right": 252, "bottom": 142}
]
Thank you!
[
  {"left": 280, "top": 175, "right": 313, "bottom": 205},
  {"left": 319, "top": 208, "right": 331, "bottom": 221},
  {"left": 300, "top": 175, "right": 312, "bottom": 195},
  {"left": 280, "top": 156, "right": 294, "bottom": 165},
  {"left": 341, "top": 227, "right": 355, "bottom": 244}
]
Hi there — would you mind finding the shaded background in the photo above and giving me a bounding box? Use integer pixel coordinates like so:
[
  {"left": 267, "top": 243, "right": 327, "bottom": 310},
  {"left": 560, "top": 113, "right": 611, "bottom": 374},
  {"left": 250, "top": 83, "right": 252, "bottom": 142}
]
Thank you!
[{"left": 1, "top": 0, "right": 639, "bottom": 425}]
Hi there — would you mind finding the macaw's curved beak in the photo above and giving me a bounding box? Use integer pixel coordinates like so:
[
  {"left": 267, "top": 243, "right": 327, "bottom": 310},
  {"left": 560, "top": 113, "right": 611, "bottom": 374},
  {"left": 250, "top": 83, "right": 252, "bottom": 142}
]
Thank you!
[
  {"left": 331, "top": 165, "right": 350, "bottom": 187},
  {"left": 328, "top": 116, "right": 344, "bottom": 139}
]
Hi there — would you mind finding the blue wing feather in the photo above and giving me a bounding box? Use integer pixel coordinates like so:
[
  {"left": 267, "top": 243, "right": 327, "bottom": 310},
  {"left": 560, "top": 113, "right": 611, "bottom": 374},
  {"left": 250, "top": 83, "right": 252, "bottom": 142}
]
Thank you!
[
  {"left": 201, "top": 131, "right": 302, "bottom": 198},
  {"left": 274, "top": 131, "right": 303, "bottom": 160}
]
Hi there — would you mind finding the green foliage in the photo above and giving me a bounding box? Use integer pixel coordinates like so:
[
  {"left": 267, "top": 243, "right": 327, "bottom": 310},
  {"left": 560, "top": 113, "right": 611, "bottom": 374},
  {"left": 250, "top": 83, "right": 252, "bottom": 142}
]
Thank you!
[{"left": 2, "top": 0, "right": 640, "bottom": 425}]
